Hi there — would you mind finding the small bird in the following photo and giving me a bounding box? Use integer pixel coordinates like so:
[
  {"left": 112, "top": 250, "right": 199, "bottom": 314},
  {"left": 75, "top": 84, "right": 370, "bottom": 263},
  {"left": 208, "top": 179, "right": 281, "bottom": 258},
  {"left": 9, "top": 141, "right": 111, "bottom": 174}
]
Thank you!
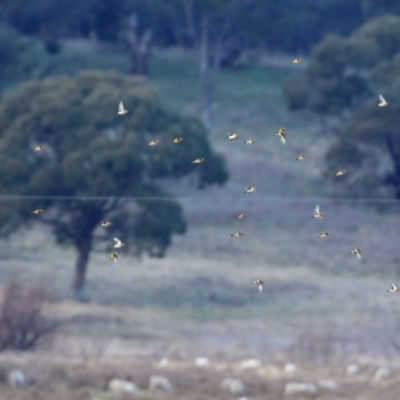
[
  {"left": 117, "top": 101, "right": 128, "bottom": 115},
  {"left": 236, "top": 213, "right": 248, "bottom": 219},
  {"left": 192, "top": 158, "right": 205, "bottom": 164},
  {"left": 319, "top": 232, "right": 331, "bottom": 238},
  {"left": 244, "top": 139, "right": 257, "bottom": 144},
  {"left": 149, "top": 140, "right": 159, "bottom": 146},
  {"left": 252, "top": 280, "right": 265, "bottom": 292},
  {"left": 231, "top": 232, "right": 244, "bottom": 237},
  {"left": 100, "top": 220, "right": 112, "bottom": 227},
  {"left": 336, "top": 169, "right": 346, "bottom": 176},
  {"left": 227, "top": 133, "right": 239, "bottom": 141},
  {"left": 113, "top": 237, "right": 125, "bottom": 248},
  {"left": 244, "top": 186, "right": 257, "bottom": 194},
  {"left": 350, "top": 248, "right": 362, "bottom": 259},
  {"left": 388, "top": 283, "right": 400, "bottom": 293},
  {"left": 291, "top": 58, "right": 303, "bottom": 64},
  {"left": 172, "top": 137, "right": 184, "bottom": 143},
  {"left": 107, "top": 253, "right": 119, "bottom": 262},
  {"left": 312, "top": 205, "right": 324, "bottom": 219},
  {"left": 32, "top": 209, "right": 44, "bottom": 215},
  {"left": 275, "top": 128, "right": 286, "bottom": 144},
  {"left": 34, "top": 145, "right": 45, "bottom": 151},
  {"left": 296, "top": 154, "right": 307, "bottom": 160},
  {"left": 378, "top": 94, "right": 388, "bottom": 107}
]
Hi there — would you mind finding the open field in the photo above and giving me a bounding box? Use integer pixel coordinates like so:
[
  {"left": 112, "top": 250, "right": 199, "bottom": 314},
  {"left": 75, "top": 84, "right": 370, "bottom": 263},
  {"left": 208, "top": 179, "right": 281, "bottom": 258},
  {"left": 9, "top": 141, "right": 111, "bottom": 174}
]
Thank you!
[{"left": 0, "top": 44, "right": 399, "bottom": 398}]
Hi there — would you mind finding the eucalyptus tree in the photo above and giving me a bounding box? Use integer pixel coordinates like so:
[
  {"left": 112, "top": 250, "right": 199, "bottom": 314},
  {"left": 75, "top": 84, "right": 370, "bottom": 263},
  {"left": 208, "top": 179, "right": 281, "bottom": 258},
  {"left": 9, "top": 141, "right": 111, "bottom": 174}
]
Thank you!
[{"left": 0, "top": 70, "right": 228, "bottom": 299}]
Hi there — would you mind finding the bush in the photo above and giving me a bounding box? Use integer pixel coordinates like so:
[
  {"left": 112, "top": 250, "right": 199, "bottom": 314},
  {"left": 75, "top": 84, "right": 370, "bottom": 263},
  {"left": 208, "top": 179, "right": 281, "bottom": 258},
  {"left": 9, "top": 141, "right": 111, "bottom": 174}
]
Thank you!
[{"left": 0, "top": 279, "right": 57, "bottom": 351}]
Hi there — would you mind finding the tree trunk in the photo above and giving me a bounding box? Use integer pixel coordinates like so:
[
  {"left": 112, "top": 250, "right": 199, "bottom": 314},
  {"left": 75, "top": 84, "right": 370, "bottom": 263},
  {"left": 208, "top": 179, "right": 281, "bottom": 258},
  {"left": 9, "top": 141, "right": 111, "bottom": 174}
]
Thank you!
[
  {"left": 199, "top": 16, "right": 214, "bottom": 131},
  {"left": 72, "top": 238, "right": 92, "bottom": 301},
  {"left": 127, "top": 14, "right": 152, "bottom": 76}
]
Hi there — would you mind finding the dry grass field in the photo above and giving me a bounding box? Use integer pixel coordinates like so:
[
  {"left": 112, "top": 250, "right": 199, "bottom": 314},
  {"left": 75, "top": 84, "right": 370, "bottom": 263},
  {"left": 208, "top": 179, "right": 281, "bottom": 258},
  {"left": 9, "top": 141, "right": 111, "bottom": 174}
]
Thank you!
[{"left": 0, "top": 46, "right": 399, "bottom": 398}]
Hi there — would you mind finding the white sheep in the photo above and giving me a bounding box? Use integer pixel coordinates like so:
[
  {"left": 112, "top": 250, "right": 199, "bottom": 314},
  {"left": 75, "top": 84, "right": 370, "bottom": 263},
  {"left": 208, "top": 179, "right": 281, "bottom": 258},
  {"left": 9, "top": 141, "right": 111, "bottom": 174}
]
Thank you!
[
  {"left": 8, "top": 370, "right": 25, "bottom": 388},
  {"left": 108, "top": 378, "right": 138, "bottom": 395},
  {"left": 195, "top": 357, "right": 210, "bottom": 367},
  {"left": 284, "top": 382, "right": 317, "bottom": 396},
  {"left": 346, "top": 364, "right": 360, "bottom": 375},
  {"left": 374, "top": 367, "right": 391, "bottom": 381},
  {"left": 318, "top": 379, "right": 338, "bottom": 390},
  {"left": 149, "top": 375, "right": 172, "bottom": 391},
  {"left": 221, "top": 378, "right": 245, "bottom": 395},
  {"left": 240, "top": 358, "right": 262, "bottom": 369}
]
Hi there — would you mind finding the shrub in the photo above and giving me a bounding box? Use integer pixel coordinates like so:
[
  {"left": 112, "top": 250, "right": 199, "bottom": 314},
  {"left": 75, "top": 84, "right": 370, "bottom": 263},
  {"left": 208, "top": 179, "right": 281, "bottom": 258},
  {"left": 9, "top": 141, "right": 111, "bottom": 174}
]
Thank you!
[{"left": 0, "top": 279, "right": 57, "bottom": 351}]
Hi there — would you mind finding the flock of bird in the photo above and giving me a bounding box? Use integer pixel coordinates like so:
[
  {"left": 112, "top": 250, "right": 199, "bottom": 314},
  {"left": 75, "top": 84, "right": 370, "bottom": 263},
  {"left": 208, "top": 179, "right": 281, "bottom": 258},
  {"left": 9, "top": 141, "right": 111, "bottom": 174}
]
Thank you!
[{"left": 29, "top": 58, "right": 398, "bottom": 294}]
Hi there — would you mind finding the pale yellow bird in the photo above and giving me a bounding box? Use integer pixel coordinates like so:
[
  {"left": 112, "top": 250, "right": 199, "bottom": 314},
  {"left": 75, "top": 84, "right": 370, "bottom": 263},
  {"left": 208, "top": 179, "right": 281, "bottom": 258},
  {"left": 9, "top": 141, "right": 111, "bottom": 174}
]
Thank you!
[
  {"left": 192, "top": 158, "right": 205, "bottom": 164},
  {"left": 388, "top": 283, "right": 400, "bottom": 293},
  {"left": 172, "top": 137, "right": 184, "bottom": 143},
  {"left": 227, "top": 133, "right": 239, "bottom": 141},
  {"left": 312, "top": 205, "right": 324, "bottom": 219},
  {"left": 231, "top": 232, "right": 244, "bottom": 237},
  {"left": 100, "top": 220, "right": 112, "bottom": 227},
  {"left": 107, "top": 253, "right": 119, "bottom": 262},
  {"left": 319, "top": 232, "right": 331, "bottom": 238},
  {"left": 34, "top": 145, "right": 45, "bottom": 151},
  {"left": 275, "top": 128, "right": 286, "bottom": 144},
  {"left": 296, "top": 154, "right": 307, "bottom": 160},
  {"left": 236, "top": 213, "right": 248, "bottom": 219},
  {"left": 290, "top": 58, "right": 303, "bottom": 64},
  {"left": 244, "top": 186, "right": 257, "bottom": 194},
  {"left": 336, "top": 169, "right": 346, "bottom": 176},
  {"left": 350, "top": 248, "right": 362, "bottom": 259},
  {"left": 149, "top": 140, "right": 159, "bottom": 146},
  {"left": 113, "top": 237, "right": 125, "bottom": 248},
  {"left": 32, "top": 209, "right": 44, "bottom": 215},
  {"left": 252, "top": 280, "right": 265, "bottom": 292},
  {"left": 117, "top": 101, "right": 128, "bottom": 115},
  {"left": 378, "top": 95, "right": 388, "bottom": 107},
  {"left": 244, "top": 139, "right": 257, "bottom": 144}
]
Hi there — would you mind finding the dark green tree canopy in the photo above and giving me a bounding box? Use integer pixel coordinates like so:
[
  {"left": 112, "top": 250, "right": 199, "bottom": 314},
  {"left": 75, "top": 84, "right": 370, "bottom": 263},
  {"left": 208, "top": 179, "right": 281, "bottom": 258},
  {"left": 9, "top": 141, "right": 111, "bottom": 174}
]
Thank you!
[{"left": 0, "top": 70, "right": 228, "bottom": 298}]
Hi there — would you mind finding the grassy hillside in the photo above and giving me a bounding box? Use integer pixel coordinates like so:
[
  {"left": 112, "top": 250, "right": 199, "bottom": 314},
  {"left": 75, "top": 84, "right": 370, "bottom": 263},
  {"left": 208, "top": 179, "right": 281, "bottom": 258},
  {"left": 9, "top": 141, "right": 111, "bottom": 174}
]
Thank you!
[{"left": 0, "top": 43, "right": 400, "bottom": 360}]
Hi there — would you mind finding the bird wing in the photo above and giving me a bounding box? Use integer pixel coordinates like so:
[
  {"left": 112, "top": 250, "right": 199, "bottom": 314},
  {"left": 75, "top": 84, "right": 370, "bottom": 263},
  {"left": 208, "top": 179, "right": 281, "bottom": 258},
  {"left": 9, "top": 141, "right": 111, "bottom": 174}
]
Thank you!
[
  {"left": 258, "top": 284, "right": 263, "bottom": 292},
  {"left": 118, "top": 102, "right": 124, "bottom": 112},
  {"left": 280, "top": 135, "right": 286, "bottom": 144},
  {"left": 315, "top": 205, "right": 320, "bottom": 214},
  {"left": 113, "top": 237, "right": 122, "bottom": 247},
  {"left": 356, "top": 253, "right": 362, "bottom": 259},
  {"left": 391, "top": 283, "right": 398, "bottom": 291},
  {"left": 379, "top": 95, "right": 385, "bottom": 103}
]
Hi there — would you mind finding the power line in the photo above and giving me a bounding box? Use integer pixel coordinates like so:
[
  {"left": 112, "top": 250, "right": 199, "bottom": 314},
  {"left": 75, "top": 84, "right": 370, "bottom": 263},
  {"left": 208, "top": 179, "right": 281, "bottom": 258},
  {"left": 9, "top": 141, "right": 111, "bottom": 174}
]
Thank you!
[{"left": 0, "top": 194, "right": 398, "bottom": 202}]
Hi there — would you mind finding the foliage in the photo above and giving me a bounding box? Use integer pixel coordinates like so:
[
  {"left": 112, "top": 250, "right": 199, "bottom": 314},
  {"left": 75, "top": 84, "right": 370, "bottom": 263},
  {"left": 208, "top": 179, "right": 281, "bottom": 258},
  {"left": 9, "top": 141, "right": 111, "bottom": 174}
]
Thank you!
[
  {"left": 0, "top": 70, "right": 228, "bottom": 297},
  {"left": 0, "top": 278, "right": 56, "bottom": 351}
]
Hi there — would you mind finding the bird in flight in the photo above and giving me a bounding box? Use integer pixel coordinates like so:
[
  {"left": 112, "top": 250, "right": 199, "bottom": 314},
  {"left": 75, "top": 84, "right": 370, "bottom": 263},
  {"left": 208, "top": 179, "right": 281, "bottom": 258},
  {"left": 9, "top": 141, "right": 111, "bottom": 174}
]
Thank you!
[
  {"left": 275, "top": 128, "right": 286, "bottom": 144},
  {"left": 34, "top": 145, "right": 45, "bottom": 151},
  {"left": 350, "top": 248, "right": 362, "bottom": 259},
  {"left": 336, "top": 169, "right": 346, "bottom": 176},
  {"left": 378, "top": 95, "right": 388, "bottom": 107},
  {"left": 319, "top": 232, "right": 331, "bottom": 238},
  {"left": 172, "top": 138, "right": 184, "bottom": 143},
  {"left": 290, "top": 58, "right": 303, "bottom": 64},
  {"left": 107, "top": 253, "right": 119, "bottom": 262},
  {"left": 117, "top": 101, "right": 128, "bottom": 115},
  {"left": 252, "top": 280, "right": 265, "bottom": 292},
  {"left": 192, "top": 158, "right": 205, "bottom": 164},
  {"left": 388, "top": 283, "right": 400, "bottom": 293},
  {"left": 101, "top": 220, "right": 112, "bottom": 227},
  {"left": 227, "top": 133, "right": 239, "bottom": 141},
  {"left": 244, "top": 139, "right": 256, "bottom": 144},
  {"left": 312, "top": 205, "right": 324, "bottom": 219},
  {"left": 32, "top": 209, "right": 44, "bottom": 215},
  {"left": 296, "top": 155, "right": 307, "bottom": 160},
  {"left": 149, "top": 140, "right": 159, "bottom": 146},
  {"left": 113, "top": 237, "right": 125, "bottom": 248},
  {"left": 236, "top": 213, "right": 248, "bottom": 219},
  {"left": 244, "top": 186, "right": 257, "bottom": 194},
  {"left": 231, "top": 232, "right": 244, "bottom": 237}
]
